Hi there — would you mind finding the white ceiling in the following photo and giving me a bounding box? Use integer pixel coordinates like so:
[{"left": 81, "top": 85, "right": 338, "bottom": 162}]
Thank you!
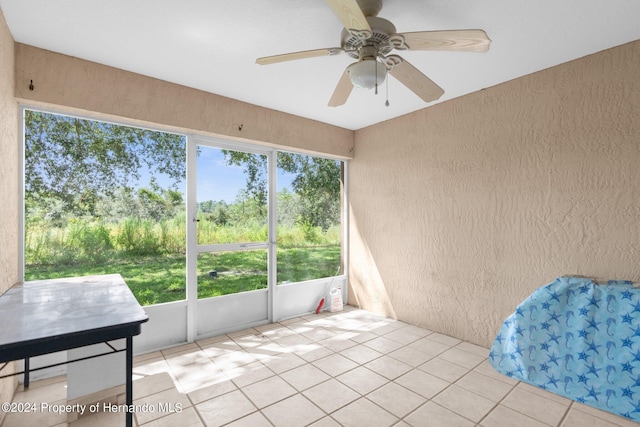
[{"left": 1, "top": 0, "right": 640, "bottom": 130}]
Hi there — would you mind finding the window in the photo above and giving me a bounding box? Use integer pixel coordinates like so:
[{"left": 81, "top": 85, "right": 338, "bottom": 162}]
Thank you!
[
  {"left": 276, "top": 151, "right": 343, "bottom": 284},
  {"left": 22, "top": 109, "right": 345, "bottom": 308},
  {"left": 23, "top": 109, "right": 187, "bottom": 305}
]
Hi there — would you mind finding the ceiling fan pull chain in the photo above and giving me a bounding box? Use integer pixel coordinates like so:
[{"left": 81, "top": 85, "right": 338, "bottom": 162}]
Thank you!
[{"left": 385, "top": 75, "right": 389, "bottom": 107}]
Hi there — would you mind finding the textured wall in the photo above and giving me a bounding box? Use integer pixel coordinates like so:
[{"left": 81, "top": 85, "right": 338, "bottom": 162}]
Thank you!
[
  {"left": 14, "top": 44, "right": 353, "bottom": 159},
  {"left": 0, "top": 7, "right": 18, "bottom": 418},
  {"left": 349, "top": 40, "right": 640, "bottom": 347}
]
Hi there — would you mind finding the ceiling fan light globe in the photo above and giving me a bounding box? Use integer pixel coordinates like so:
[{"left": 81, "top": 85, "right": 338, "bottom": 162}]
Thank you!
[{"left": 347, "top": 60, "right": 387, "bottom": 89}]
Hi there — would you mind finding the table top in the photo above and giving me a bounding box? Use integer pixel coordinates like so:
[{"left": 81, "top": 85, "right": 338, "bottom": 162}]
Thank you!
[{"left": 0, "top": 274, "right": 148, "bottom": 353}]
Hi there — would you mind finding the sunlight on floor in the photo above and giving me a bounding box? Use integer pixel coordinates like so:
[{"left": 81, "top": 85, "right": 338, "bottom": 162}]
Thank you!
[{"left": 3, "top": 307, "right": 637, "bottom": 427}]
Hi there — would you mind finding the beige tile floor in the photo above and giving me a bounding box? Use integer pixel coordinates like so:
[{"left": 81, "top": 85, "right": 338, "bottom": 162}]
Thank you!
[{"left": 3, "top": 306, "right": 638, "bottom": 427}]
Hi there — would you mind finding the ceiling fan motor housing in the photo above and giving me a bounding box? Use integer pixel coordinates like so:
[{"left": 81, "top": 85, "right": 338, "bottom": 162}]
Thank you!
[
  {"left": 341, "top": 16, "right": 396, "bottom": 59},
  {"left": 356, "top": 0, "right": 383, "bottom": 17}
]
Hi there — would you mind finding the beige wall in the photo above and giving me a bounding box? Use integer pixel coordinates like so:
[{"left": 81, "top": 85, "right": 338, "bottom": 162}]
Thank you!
[
  {"left": 349, "top": 40, "right": 640, "bottom": 347},
  {"left": 0, "top": 7, "right": 18, "bottom": 418},
  {"left": 6, "top": 12, "right": 640, "bottom": 356},
  {"left": 14, "top": 44, "right": 354, "bottom": 159}
]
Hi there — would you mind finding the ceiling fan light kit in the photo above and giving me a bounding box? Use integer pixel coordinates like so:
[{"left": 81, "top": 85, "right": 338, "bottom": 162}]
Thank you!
[
  {"left": 256, "top": 0, "right": 490, "bottom": 107},
  {"left": 346, "top": 59, "right": 386, "bottom": 90}
]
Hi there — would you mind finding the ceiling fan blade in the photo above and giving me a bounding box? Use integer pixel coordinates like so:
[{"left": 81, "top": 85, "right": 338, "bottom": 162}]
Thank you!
[
  {"left": 328, "top": 66, "right": 354, "bottom": 107},
  {"left": 256, "top": 48, "right": 343, "bottom": 65},
  {"left": 391, "top": 30, "right": 490, "bottom": 52},
  {"left": 388, "top": 56, "right": 444, "bottom": 103},
  {"left": 324, "top": 0, "right": 372, "bottom": 38}
]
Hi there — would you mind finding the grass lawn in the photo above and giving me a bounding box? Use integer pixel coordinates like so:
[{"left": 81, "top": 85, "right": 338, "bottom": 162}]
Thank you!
[{"left": 25, "top": 245, "right": 341, "bottom": 306}]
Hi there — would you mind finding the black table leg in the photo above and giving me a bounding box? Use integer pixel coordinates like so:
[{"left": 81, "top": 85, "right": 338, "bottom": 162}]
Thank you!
[
  {"left": 126, "top": 336, "right": 133, "bottom": 427},
  {"left": 24, "top": 357, "right": 29, "bottom": 389}
]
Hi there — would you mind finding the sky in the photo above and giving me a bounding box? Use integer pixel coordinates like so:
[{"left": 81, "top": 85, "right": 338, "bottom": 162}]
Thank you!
[
  {"left": 196, "top": 146, "right": 296, "bottom": 203},
  {"left": 140, "top": 145, "right": 295, "bottom": 204}
]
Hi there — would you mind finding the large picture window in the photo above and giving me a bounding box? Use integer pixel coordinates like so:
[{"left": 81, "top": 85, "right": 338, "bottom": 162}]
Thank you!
[
  {"left": 276, "top": 151, "right": 342, "bottom": 284},
  {"left": 23, "top": 110, "right": 187, "bottom": 305},
  {"left": 22, "top": 109, "right": 345, "bottom": 308}
]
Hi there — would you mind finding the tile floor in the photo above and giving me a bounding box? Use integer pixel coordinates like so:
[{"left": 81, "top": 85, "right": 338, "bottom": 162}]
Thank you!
[{"left": 3, "top": 306, "right": 638, "bottom": 426}]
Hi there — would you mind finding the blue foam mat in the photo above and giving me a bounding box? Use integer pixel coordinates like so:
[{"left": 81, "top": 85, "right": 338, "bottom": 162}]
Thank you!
[{"left": 490, "top": 276, "right": 640, "bottom": 421}]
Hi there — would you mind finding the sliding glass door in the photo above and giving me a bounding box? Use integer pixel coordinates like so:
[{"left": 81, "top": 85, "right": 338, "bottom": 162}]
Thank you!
[
  {"left": 187, "top": 137, "right": 274, "bottom": 339},
  {"left": 21, "top": 108, "right": 347, "bottom": 349}
]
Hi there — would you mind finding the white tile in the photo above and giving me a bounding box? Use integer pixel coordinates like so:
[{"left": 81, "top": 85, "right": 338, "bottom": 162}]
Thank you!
[
  {"left": 200, "top": 339, "right": 243, "bottom": 359},
  {"left": 164, "top": 348, "right": 210, "bottom": 367},
  {"left": 336, "top": 366, "right": 388, "bottom": 395},
  {"left": 363, "top": 336, "right": 405, "bottom": 354},
  {"left": 515, "top": 382, "right": 572, "bottom": 405},
  {"left": 280, "top": 363, "right": 331, "bottom": 391},
  {"left": 332, "top": 397, "right": 398, "bottom": 427},
  {"left": 225, "top": 361, "right": 275, "bottom": 388},
  {"left": 387, "top": 346, "right": 433, "bottom": 367},
  {"left": 132, "top": 371, "right": 176, "bottom": 399},
  {"left": 408, "top": 337, "right": 452, "bottom": 356},
  {"left": 195, "top": 389, "right": 257, "bottom": 427},
  {"left": 318, "top": 335, "right": 358, "bottom": 352},
  {"left": 397, "top": 324, "right": 433, "bottom": 338},
  {"left": 227, "top": 328, "right": 260, "bottom": 339},
  {"left": 134, "top": 350, "right": 163, "bottom": 364},
  {"left": 340, "top": 344, "right": 384, "bottom": 365},
  {"left": 367, "top": 382, "right": 427, "bottom": 418},
  {"left": 404, "top": 402, "right": 475, "bottom": 427},
  {"left": 571, "top": 403, "right": 640, "bottom": 427},
  {"left": 300, "top": 327, "right": 337, "bottom": 342},
  {"left": 260, "top": 352, "right": 306, "bottom": 374},
  {"left": 455, "top": 341, "right": 489, "bottom": 357},
  {"left": 426, "top": 332, "right": 462, "bottom": 347},
  {"left": 481, "top": 405, "right": 549, "bottom": 427},
  {"left": 382, "top": 328, "right": 424, "bottom": 345},
  {"left": 472, "top": 360, "right": 518, "bottom": 385},
  {"left": 261, "top": 394, "right": 325, "bottom": 427},
  {"left": 296, "top": 343, "right": 335, "bottom": 362},
  {"left": 187, "top": 378, "right": 237, "bottom": 405},
  {"left": 224, "top": 411, "right": 273, "bottom": 427},
  {"left": 455, "top": 371, "right": 513, "bottom": 402},
  {"left": 309, "top": 416, "right": 342, "bottom": 427},
  {"left": 133, "top": 387, "right": 192, "bottom": 425},
  {"left": 432, "top": 384, "right": 495, "bottom": 423},
  {"left": 438, "top": 347, "right": 485, "bottom": 369},
  {"left": 244, "top": 340, "right": 285, "bottom": 360},
  {"left": 501, "top": 386, "right": 570, "bottom": 426},
  {"left": 561, "top": 406, "right": 637, "bottom": 427},
  {"left": 258, "top": 325, "right": 296, "bottom": 340},
  {"left": 210, "top": 350, "right": 257, "bottom": 371},
  {"left": 364, "top": 355, "right": 413, "bottom": 380},
  {"left": 168, "top": 357, "right": 221, "bottom": 386},
  {"left": 303, "top": 378, "right": 360, "bottom": 413},
  {"left": 141, "top": 407, "right": 204, "bottom": 427},
  {"left": 419, "top": 356, "right": 469, "bottom": 382},
  {"left": 349, "top": 331, "right": 379, "bottom": 344},
  {"left": 132, "top": 356, "right": 172, "bottom": 378},
  {"left": 395, "top": 369, "right": 450, "bottom": 399},
  {"left": 161, "top": 342, "right": 199, "bottom": 356},
  {"left": 242, "top": 376, "right": 297, "bottom": 408},
  {"left": 232, "top": 332, "right": 271, "bottom": 348},
  {"left": 177, "top": 371, "right": 231, "bottom": 395},
  {"left": 370, "top": 321, "right": 406, "bottom": 336},
  {"left": 313, "top": 353, "right": 359, "bottom": 377},
  {"left": 272, "top": 333, "right": 314, "bottom": 349}
]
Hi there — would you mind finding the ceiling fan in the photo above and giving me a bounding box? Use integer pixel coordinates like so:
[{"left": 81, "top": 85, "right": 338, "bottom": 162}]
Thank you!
[{"left": 256, "top": 0, "right": 490, "bottom": 107}]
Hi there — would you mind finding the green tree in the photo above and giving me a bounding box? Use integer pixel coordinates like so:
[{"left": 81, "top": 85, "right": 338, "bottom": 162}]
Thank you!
[
  {"left": 221, "top": 151, "right": 268, "bottom": 216},
  {"left": 222, "top": 151, "right": 342, "bottom": 230},
  {"left": 25, "top": 110, "right": 186, "bottom": 219}
]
